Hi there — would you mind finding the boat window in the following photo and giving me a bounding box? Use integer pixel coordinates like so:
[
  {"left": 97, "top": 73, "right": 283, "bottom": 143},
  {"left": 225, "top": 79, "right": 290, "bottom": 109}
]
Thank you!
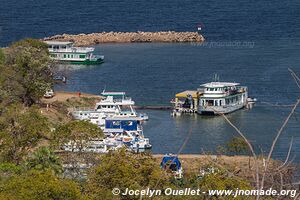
[
  {"left": 63, "top": 54, "right": 66, "bottom": 58},
  {"left": 79, "top": 54, "right": 86, "bottom": 59},
  {"left": 219, "top": 100, "right": 222, "bottom": 106},
  {"left": 207, "top": 100, "right": 214, "bottom": 106},
  {"left": 215, "top": 100, "right": 218, "bottom": 106}
]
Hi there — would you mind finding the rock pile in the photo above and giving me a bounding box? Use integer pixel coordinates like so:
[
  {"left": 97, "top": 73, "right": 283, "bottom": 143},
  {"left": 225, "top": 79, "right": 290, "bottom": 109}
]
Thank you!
[{"left": 44, "top": 31, "right": 204, "bottom": 46}]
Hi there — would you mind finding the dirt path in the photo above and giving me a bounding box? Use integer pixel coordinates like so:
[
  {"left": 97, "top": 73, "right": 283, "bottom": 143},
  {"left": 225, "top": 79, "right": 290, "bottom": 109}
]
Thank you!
[{"left": 41, "top": 91, "right": 102, "bottom": 104}]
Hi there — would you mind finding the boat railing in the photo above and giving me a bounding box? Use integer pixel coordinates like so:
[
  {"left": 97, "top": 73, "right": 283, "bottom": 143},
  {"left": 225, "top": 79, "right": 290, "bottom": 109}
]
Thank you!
[
  {"left": 114, "top": 97, "right": 132, "bottom": 102},
  {"left": 70, "top": 47, "right": 94, "bottom": 53},
  {"left": 48, "top": 47, "right": 94, "bottom": 53},
  {"left": 69, "top": 107, "right": 95, "bottom": 112},
  {"left": 201, "top": 101, "right": 244, "bottom": 109}
]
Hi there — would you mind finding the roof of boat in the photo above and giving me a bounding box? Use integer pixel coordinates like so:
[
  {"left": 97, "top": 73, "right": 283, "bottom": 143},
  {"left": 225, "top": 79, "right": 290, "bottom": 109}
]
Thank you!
[
  {"left": 160, "top": 155, "right": 182, "bottom": 169},
  {"left": 105, "top": 117, "right": 139, "bottom": 121},
  {"left": 201, "top": 82, "right": 240, "bottom": 88},
  {"left": 175, "top": 90, "right": 202, "bottom": 98},
  {"left": 44, "top": 41, "right": 74, "bottom": 45},
  {"left": 101, "top": 92, "right": 126, "bottom": 96}
]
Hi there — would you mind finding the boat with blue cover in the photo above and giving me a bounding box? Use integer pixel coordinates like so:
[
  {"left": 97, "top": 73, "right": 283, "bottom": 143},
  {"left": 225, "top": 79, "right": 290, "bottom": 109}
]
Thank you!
[
  {"left": 161, "top": 154, "right": 183, "bottom": 179},
  {"left": 104, "top": 116, "right": 152, "bottom": 150}
]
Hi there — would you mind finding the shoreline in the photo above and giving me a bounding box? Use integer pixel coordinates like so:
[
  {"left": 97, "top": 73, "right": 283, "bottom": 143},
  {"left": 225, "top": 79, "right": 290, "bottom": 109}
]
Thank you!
[{"left": 44, "top": 31, "right": 205, "bottom": 46}]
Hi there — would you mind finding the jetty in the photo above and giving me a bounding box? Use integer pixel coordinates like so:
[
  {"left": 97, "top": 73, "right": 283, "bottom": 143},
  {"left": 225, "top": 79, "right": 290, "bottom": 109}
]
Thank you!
[{"left": 44, "top": 31, "right": 205, "bottom": 46}]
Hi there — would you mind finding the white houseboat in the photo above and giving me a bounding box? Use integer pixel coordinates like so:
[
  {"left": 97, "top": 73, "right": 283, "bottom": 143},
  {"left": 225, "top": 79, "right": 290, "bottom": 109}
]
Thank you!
[
  {"left": 198, "top": 82, "right": 248, "bottom": 114},
  {"left": 44, "top": 41, "right": 104, "bottom": 64},
  {"left": 71, "top": 91, "right": 148, "bottom": 128}
]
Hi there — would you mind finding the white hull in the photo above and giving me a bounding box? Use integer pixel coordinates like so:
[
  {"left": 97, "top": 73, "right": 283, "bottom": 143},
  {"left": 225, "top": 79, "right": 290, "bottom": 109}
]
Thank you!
[{"left": 198, "top": 102, "right": 245, "bottom": 114}]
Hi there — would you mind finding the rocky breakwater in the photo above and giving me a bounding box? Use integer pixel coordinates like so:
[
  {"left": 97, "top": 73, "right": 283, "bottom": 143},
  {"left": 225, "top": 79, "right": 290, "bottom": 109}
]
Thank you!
[{"left": 44, "top": 31, "right": 204, "bottom": 46}]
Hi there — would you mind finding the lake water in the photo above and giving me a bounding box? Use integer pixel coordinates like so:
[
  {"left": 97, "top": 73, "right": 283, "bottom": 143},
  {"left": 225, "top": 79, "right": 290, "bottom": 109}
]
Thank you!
[
  {"left": 55, "top": 42, "right": 300, "bottom": 161},
  {"left": 1, "top": 0, "right": 300, "bottom": 161}
]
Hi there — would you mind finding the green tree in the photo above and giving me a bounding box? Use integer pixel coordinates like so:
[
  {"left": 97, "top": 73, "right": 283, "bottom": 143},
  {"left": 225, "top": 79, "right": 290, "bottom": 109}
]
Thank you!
[
  {"left": 25, "top": 147, "right": 62, "bottom": 174},
  {"left": 52, "top": 120, "right": 104, "bottom": 152},
  {"left": 0, "top": 103, "right": 50, "bottom": 164},
  {"left": 0, "top": 38, "right": 53, "bottom": 106},
  {"left": 226, "top": 137, "right": 250, "bottom": 155},
  {"left": 85, "top": 149, "right": 170, "bottom": 200},
  {"left": 0, "top": 162, "right": 22, "bottom": 182},
  {"left": 0, "top": 170, "right": 83, "bottom": 200},
  {"left": 0, "top": 48, "right": 4, "bottom": 65}
]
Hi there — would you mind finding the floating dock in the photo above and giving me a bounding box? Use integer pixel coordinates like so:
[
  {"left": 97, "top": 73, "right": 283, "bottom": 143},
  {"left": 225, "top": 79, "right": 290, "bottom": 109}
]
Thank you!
[{"left": 171, "top": 90, "right": 203, "bottom": 114}]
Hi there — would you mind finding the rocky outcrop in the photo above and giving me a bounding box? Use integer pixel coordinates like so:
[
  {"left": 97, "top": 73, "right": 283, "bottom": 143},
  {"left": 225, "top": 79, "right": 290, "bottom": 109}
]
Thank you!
[{"left": 44, "top": 31, "right": 204, "bottom": 46}]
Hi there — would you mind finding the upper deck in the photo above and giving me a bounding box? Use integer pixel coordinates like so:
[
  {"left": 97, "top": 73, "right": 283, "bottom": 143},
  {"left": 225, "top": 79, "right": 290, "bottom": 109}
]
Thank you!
[
  {"left": 45, "top": 41, "right": 94, "bottom": 53},
  {"left": 198, "top": 82, "right": 247, "bottom": 98}
]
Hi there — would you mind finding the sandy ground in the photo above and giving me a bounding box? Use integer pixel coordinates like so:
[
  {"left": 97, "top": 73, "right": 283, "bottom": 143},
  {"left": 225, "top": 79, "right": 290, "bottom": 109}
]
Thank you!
[
  {"left": 41, "top": 91, "right": 102, "bottom": 104},
  {"left": 153, "top": 154, "right": 260, "bottom": 179}
]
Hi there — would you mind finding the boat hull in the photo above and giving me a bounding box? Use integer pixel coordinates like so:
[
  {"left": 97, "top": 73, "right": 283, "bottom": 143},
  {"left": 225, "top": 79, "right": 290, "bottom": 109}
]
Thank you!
[
  {"left": 198, "top": 103, "right": 245, "bottom": 115},
  {"left": 69, "top": 58, "right": 104, "bottom": 65}
]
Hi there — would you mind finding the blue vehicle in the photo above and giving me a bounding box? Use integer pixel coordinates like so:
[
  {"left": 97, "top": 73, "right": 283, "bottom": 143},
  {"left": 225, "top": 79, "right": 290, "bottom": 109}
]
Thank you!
[{"left": 160, "top": 154, "right": 183, "bottom": 179}]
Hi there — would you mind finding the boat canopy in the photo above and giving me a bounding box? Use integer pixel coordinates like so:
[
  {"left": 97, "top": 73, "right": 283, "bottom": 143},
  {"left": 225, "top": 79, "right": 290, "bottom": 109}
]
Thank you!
[
  {"left": 44, "top": 41, "right": 74, "bottom": 46},
  {"left": 200, "top": 82, "right": 240, "bottom": 88},
  {"left": 105, "top": 119, "right": 138, "bottom": 131},
  {"left": 175, "top": 90, "right": 201, "bottom": 99},
  {"left": 160, "top": 155, "right": 181, "bottom": 171},
  {"left": 101, "top": 91, "right": 126, "bottom": 98}
]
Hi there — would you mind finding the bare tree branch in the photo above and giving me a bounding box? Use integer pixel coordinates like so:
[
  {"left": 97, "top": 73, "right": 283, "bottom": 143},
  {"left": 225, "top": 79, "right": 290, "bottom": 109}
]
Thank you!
[
  {"left": 212, "top": 109, "right": 261, "bottom": 193},
  {"left": 277, "top": 137, "right": 293, "bottom": 170},
  {"left": 261, "top": 98, "right": 300, "bottom": 189},
  {"left": 288, "top": 68, "right": 300, "bottom": 89}
]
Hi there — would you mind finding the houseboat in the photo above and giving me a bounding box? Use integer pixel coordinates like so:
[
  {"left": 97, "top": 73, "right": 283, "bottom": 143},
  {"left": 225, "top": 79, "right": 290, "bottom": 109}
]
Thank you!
[
  {"left": 104, "top": 117, "right": 152, "bottom": 150},
  {"left": 44, "top": 41, "right": 104, "bottom": 64},
  {"left": 71, "top": 92, "right": 148, "bottom": 127},
  {"left": 171, "top": 81, "right": 250, "bottom": 115},
  {"left": 198, "top": 82, "right": 248, "bottom": 114}
]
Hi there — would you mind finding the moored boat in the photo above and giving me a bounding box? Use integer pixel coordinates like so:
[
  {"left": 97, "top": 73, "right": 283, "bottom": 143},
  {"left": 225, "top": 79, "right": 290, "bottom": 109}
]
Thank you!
[
  {"left": 198, "top": 82, "right": 248, "bottom": 114},
  {"left": 171, "top": 81, "right": 252, "bottom": 115},
  {"left": 71, "top": 92, "right": 149, "bottom": 126},
  {"left": 45, "top": 41, "right": 104, "bottom": 65},
  {"left": 160, "top": 154, "right": 183, "bottom": 179}
]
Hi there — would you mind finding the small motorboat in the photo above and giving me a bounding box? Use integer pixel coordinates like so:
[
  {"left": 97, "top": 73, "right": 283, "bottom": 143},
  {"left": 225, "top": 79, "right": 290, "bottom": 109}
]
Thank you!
[{"left": 160, "top": 154, "right": 183, "bottom": 179}]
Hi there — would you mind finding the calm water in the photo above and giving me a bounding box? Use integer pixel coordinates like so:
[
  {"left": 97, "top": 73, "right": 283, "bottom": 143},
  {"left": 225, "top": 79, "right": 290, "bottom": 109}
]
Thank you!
[
  {"left": 55, "top": 42, "right": 300, "bottom": 161},
  {"left": 1, "top": 0, "right": 300, "bottom": 160}
]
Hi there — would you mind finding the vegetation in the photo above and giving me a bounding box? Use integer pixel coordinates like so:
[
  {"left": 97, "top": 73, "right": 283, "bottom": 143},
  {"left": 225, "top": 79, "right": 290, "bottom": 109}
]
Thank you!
[
  {"left": 0, "top": 48, "right": 4, "bottom": 65},
  {"left": 0, "top": 38, "right": 297, "bottom": 199},
  {"left": 226, "top": 136, "right": 250, "bottom": 155},
  {"left": 0, "top": 103, "right": 50, "bottom": 164},
  {"left": 25, "top": 147, "right": 63, "bottom": 174},
  {"left": 52, "top": 120, "right": 104, "bottom": 152},
  {"left": 0, "top": 39, "right": 53, "bottom": 106},
  {"left": 0, "top": 170, "right": 83, "bottom": 200},
  {"left": 85, "top": 149, "right": 170, "bottom": 199}
]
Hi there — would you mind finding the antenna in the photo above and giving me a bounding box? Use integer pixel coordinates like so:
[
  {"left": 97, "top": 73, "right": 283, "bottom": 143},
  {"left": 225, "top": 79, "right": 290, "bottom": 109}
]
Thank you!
[
  {"left": 102, "top": 85, "right": 106, "bottom": 94},
  {"left": 212, "top": 73, "right": 219, "bottom": 82}
]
